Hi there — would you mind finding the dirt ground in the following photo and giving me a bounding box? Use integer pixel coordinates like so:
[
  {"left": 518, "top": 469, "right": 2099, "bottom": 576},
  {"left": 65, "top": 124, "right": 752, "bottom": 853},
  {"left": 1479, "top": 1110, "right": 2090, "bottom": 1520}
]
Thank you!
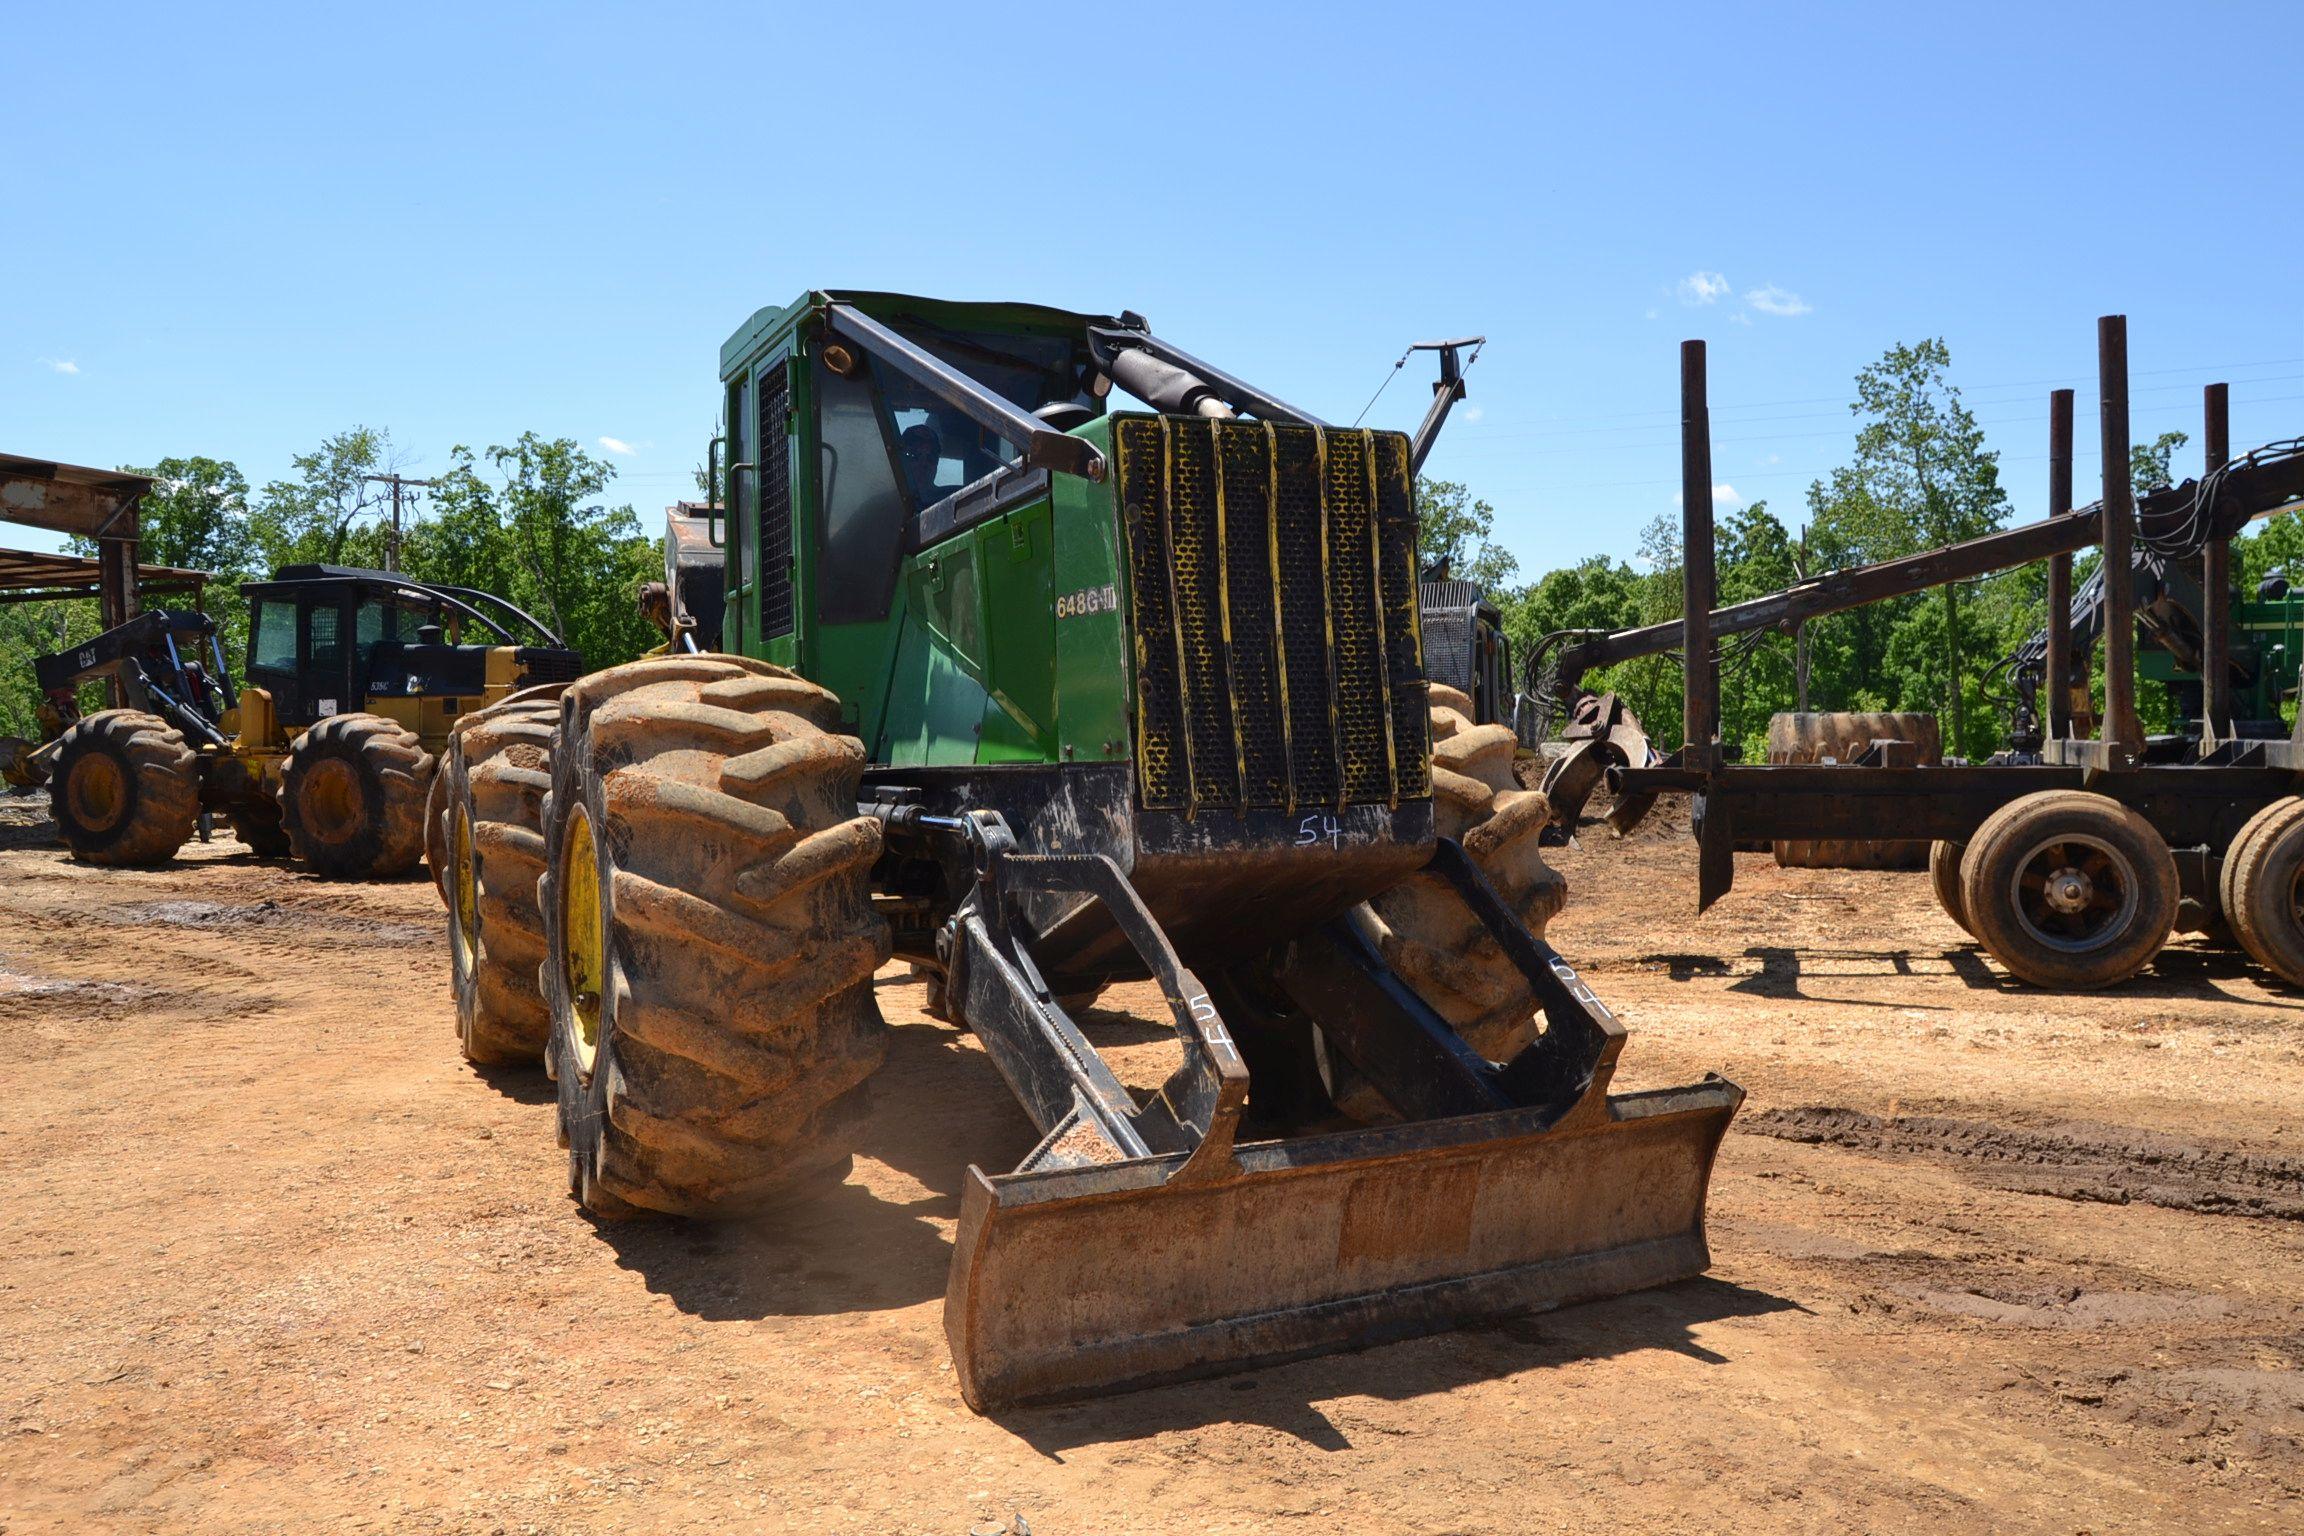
[{"left": 3, "top": 790, "right": 2301, "bottom": 1535}]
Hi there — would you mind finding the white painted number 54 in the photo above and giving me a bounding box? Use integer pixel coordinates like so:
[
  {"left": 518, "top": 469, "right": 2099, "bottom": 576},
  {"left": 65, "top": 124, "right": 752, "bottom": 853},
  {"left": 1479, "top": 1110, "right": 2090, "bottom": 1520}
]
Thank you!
[{"left": 1296, "top": 814, "right": 1343, "bottom": 850}]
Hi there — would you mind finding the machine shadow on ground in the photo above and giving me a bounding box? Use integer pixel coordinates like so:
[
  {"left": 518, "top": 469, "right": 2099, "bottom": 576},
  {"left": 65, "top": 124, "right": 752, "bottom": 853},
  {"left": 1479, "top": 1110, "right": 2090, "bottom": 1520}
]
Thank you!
[
  {"left": 1640, "top": 941, "right": 2292, "bottom": 1010},
  {"left": 990, "top": 1275, "right": 1806, "bottom": 1457}
]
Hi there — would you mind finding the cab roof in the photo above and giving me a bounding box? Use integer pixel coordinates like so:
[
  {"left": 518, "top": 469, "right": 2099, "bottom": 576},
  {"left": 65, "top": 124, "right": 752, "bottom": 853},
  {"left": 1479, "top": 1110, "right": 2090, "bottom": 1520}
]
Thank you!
[{"left": 719, "top": 289, "right": 1119, "bottom": 381}]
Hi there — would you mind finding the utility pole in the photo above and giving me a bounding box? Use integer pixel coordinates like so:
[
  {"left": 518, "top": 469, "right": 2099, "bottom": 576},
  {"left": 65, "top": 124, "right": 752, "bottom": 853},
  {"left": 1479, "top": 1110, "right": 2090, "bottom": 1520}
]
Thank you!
[{"left": 362, "top": 473, "right": 440, "bottom": 573}]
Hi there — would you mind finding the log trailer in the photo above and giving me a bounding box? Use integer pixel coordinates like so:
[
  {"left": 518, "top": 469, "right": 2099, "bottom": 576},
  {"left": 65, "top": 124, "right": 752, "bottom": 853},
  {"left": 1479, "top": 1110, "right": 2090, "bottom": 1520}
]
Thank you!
[{"left": 1527, "top": 318, "right": 2304, "bottom": 991}]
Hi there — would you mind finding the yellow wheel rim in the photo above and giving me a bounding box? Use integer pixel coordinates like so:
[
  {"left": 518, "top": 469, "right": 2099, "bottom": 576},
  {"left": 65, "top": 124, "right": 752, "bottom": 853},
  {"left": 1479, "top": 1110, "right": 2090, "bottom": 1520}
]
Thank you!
[
  {"left": 302, "top": 758, "right": 365, "bottom": 844},
  {"left": 67, "top": 754, "right": 127, "bottom": 832},
  {"left": 451, "top": 799, "right": 480, "bottom": 976},
  {"left": 560, "top": 803, "right": 605, "bottom": 1077}
]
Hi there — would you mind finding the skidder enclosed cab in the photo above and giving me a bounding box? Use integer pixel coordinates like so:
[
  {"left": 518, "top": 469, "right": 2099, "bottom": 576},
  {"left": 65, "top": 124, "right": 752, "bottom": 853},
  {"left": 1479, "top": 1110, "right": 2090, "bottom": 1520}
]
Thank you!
[
  {"left": 447, "top": 291, "right": 1741, "bottom": 1408},
  {"left": 33, "top": 566, "right": 578, "bottom": 876}
]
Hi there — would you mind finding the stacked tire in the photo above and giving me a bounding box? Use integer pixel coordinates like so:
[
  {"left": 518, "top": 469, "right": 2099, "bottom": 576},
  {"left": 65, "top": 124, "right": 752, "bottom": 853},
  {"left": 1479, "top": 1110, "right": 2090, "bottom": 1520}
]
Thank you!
[{"left": 1766, "top": 711, "right": 1941, "bottom": 870}]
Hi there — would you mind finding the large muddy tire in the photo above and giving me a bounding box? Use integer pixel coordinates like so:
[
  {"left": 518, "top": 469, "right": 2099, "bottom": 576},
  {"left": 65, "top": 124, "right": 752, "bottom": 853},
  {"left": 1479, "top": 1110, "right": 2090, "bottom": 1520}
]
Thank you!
[
  {"left": 1768, "top": 711, "right": 1940, "bottom": 869},
  {"left": 2221, "top": 797, "right": 2304, "bottom": 987},
  {"left": 279, "top": 713, "right": 435, "bottom": 878},
  {"left": 539, "top": 655, "right": 891, "bottom": 1219},
  {"left": 228, "top": 797, "right": 292, "bottom": 857},
  {"left": 445, "top": 687, "right": 565, "bottom": 1065},
  {"left": 49, "top": 710, "right": 198, "bottom": 866},
  {"left": 1960, "top": 790, "right": 2176, "bottom": 990},
  {"left": 1364, "top": 683, "right": 1568, "bottom": 1062},
  {"left": 1928, "top": 840, "right": 1971, "bottom": 937}
]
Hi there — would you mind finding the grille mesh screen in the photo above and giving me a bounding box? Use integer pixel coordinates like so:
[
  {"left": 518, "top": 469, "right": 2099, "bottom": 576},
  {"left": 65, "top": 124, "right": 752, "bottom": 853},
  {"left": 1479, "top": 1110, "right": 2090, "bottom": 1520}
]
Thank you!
[{"left": 1114, "top": 414, "right": 1428, "bottom": 813}]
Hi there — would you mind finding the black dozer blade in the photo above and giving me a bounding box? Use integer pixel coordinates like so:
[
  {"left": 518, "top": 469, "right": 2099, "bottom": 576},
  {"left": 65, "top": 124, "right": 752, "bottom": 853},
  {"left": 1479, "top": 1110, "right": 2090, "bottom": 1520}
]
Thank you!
[{"left": 936, "top": 822, "right": 1742, "bottom": 1411}]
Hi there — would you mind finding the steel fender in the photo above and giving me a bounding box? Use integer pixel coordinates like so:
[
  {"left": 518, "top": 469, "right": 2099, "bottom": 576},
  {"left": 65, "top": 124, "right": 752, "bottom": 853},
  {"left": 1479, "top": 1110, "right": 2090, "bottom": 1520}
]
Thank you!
[{"left": 943, "top": 1076, "right": 1743, "bottom": 1410}]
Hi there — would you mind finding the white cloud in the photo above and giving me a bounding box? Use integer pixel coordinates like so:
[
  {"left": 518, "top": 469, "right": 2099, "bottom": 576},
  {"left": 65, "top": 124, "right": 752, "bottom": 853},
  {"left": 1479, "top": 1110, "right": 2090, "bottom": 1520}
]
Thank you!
[
  {"left": 1671, "top": 484, "right": 1744, "bottom": 507},
  {"left": 1676, "top": 271, "right": 1731, "bottom": 306},
  {"left": 1728, "top": 312, "right": 1753, "bottom": 327},
  {"left": 1460, "top": 404, "right": 1483, "bottom": 424},
  {"left": 1644, "top": 307, "right": 1661, "bottom": 321},
  {"left": 597, "top": 435, "right": 637, "bottom": 456},
  {"left": 1745, "top": 284, "right": 1812, "bottom": 317},
  {"left": 1765, "top": 452, "right": 1782, "bottom": 465},
  {"left": 41, "top": 357, "right": 79, "bottom": 375}
]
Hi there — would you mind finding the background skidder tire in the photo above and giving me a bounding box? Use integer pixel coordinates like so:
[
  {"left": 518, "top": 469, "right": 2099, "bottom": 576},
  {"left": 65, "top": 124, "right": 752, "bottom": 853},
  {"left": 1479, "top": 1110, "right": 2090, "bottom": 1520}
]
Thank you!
[
  {"left": 2221, "top": 796, "right": 2304, "bottom": 987},
  {"left": 279, "top": 713, "right": 435, "bottom": 878},
  {"left": 1929, "top": 840, "right": 1971, "bottom": 936},
  {"left": 1960, "top": 790, "right": 2176, "bottom": 990},
  {"left": 444, "top": 687, "right": 564, "bottom": 1064},
  {"left": 539, "top": 656, "right": 892, "bottom": 1219},
  {"left": 228, "top": 797, "right": 292, "bottom": 857},
  {"left": 49, "top": 709, "right": 198, "bottom": 866},
  {"left": 1365, "top": 683, "right": 1567, "bottom": 1062}
]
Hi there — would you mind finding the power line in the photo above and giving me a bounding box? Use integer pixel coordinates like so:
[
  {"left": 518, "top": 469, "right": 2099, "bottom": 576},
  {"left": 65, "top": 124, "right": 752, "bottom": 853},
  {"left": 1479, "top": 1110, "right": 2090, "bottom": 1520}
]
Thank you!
[{"left": 361, "top": 473, "right": 441, "bottom": 573}]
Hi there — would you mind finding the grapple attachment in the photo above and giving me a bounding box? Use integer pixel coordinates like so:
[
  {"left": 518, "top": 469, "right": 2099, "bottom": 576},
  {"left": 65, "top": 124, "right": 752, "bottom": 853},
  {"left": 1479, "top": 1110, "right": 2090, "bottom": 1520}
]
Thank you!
[{"left": 935, "top": 818, "right": 1741, "bottom": 1411}]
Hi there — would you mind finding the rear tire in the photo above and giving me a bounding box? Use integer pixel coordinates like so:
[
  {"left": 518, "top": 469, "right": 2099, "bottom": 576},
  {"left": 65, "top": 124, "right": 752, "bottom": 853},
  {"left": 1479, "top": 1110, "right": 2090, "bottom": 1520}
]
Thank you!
[
  {"left": 445, "top": 687, "right": 565, "bottom": 1064},
  {"left": 279, "top": 713, "right": 435, "bottom": 878},
  {"left": 1928, "top": 840, "right": 1971, "bottom": 936},
  {"left": 2221, "top": 797, "right": 2304, "bottom": 987},
  {"left": 1960, "top": 790, "right": 2176, "bottom": 990},
  {"left": 49, "top": 710, "right": 199, "bottom": 866},
  {"left": 539, "top": 655, "right": 891, "bottom": 1219},
  {"left": 1365, "top": 684, "right": 1567, "bottom": 1062}
]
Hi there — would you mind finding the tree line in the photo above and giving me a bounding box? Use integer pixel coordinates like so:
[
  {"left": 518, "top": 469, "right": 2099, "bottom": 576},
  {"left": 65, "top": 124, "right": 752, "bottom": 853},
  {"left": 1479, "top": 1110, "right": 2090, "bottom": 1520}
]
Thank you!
[
  {"left": 0, "top": 429, "right": 665, "bottom": 740},
  {"left": 1418, "top": 339, "right": 2304, "bottom": 761}
]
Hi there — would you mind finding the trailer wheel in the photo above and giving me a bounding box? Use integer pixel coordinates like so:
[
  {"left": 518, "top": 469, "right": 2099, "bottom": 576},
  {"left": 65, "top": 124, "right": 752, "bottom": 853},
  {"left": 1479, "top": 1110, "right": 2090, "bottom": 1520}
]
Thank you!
[
  {"left": 49, "top": 709, "right": 199, "bottom": 866},
  {"left": 1960, "top": 790, "right": 2176, "bottom": 990},
  {"left": 444, "top": 688, "right": 565, "bottom": 1064},
  {"left": 1366, "top": 684, "right": 1567, "bottom": 1063},
  {"left": 539, "top": 656, "right": 891, "bottom": 1219},
  {"left": 2221, "top": 797, "right": 2304, "bottom": 987},
  {"left": 279, "top": 713, "right": 435, "bottom": 878},
  {"left": 1928, "top": 840, "right": 1971, "bottom": 936}
]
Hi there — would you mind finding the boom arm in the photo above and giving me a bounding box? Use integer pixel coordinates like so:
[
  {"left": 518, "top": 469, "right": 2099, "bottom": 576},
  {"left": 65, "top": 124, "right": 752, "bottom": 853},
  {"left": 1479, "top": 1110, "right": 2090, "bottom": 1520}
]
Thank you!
[{"left": 1536, "top": 440, "right": 2304, "bottom": 702}]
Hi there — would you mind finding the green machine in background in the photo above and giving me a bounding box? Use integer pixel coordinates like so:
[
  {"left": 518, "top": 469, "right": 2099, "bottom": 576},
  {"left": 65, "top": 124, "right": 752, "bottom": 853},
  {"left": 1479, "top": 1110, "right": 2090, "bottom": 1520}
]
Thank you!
[{"left": 439, "top": 289, "right": 1740, "bottom": 1411}]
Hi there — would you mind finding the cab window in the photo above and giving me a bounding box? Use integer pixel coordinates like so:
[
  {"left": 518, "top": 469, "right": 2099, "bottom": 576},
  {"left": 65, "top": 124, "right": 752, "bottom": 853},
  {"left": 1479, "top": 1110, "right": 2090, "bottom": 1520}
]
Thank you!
[
  {"left": 250, "top": 601, "right": 297, "bottom": 673},
  {"left": 308, "top": 605, "right": 342, "bottom": 675},
  {"left": 814, "top": 352, "right": 909, "bottom": 625}
]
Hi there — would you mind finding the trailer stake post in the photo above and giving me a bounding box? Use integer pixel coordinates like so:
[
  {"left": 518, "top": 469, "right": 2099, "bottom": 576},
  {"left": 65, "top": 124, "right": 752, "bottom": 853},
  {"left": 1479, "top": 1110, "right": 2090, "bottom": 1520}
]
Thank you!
[
  {"left": 2098, "top": 315, "right": 2142, "bottom": 757},
  {"left": 2201, "top": 382, "right": 2232, "bottom": 751},
  {"left": 2045, "top": 388, "right": 2075, "bottom": 743},
  {"left": 1680, "top": 339, "right": 1717, "bottom": 767}
]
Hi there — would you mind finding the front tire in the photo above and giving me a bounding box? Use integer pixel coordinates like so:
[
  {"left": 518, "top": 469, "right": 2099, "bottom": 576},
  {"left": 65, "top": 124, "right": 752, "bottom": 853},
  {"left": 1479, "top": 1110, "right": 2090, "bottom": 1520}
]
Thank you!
[
  {"left": 49, "top": 710, "right": 198, "bottom": 866},
  {"left": 539, "top": 656, "right": 891, "bottom": 1219},
  {"left": 1960, "top": 790, "right": 2176, "bottom": 990},
  {"left": 279, "top": 713, "right": 435, "bottom": 878}
]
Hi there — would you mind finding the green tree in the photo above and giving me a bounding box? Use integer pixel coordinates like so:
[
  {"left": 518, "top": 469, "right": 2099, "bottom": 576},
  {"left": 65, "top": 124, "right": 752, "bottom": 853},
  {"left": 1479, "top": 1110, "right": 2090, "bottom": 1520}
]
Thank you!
[
  {"left": 2131, "top": 430, "right": 2190, "bottom": 491},
  {"left": 1415, "top": 477, "right": 1519, "bottom": 592},
  {"left": 251, "top": 428, "right": 396, "bottom": 570},
  {"left": 1807, "top": 340, "right": 2010, "bottom": 754}
]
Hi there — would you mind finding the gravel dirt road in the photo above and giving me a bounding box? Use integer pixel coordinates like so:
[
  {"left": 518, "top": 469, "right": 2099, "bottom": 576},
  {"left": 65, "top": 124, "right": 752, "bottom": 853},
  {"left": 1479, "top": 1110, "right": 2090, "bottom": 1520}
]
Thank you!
[{"left": 3, "top": 792, "right": 2299, "bottom": 1534}]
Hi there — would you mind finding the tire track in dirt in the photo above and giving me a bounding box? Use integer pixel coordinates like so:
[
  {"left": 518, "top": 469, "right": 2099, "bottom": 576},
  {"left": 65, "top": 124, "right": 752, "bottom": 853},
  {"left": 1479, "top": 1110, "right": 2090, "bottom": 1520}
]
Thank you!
[{"left": 1744, "top": 1105, "right": 2304, "bottom": 1221}]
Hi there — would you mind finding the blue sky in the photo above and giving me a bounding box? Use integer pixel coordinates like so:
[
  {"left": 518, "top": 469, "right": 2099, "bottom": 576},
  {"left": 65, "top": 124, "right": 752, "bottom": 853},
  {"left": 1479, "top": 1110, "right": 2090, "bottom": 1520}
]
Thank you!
[{"left": 6, "top": 1, "right": 2300, "bottom": 572}]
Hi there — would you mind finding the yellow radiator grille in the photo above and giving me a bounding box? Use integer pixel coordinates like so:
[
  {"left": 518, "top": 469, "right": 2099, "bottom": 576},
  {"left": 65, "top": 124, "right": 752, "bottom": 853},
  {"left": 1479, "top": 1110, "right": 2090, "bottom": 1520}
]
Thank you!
[{"left": 1114, "top": 414, "right": 1430, "bottom": 814}]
